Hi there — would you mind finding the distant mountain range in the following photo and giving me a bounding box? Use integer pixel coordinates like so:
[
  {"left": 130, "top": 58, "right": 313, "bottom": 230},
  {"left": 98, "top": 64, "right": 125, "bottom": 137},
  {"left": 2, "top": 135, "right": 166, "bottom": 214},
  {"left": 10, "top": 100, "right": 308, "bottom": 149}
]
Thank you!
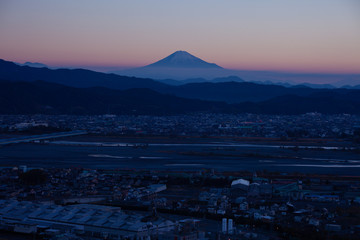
[
  {"left": 0, "top": 59, "right": 166, "bottom": 90},
  {"left": 0, "top": 59, "right": 320, "bottom": 103},
  {"left": 113, "top": 51, "right": 360, "bottom": 86},
  {"left": 17, "top": 62, "right": 49, "bottom": 68},
  {"left": 1, "top": 58, "right": 360, "bottom": 115},
  {"left": 157, "top": 76, "right": 245, "bottom": 86},
  {"left": 1, "top": 80, "right": 360, "bottom": 115}
]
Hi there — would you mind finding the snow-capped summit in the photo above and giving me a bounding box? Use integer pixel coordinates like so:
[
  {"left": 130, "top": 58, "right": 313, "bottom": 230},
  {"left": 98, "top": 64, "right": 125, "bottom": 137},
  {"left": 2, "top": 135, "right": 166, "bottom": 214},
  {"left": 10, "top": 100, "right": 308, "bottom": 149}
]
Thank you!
[{"left": 146, "top": 50, "right": 222, "bottom": 69}]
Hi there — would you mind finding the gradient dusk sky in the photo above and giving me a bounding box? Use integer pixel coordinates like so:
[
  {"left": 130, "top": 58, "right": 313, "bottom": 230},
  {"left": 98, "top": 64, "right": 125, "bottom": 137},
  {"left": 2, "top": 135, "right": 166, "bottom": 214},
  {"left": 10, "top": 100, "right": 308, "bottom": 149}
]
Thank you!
[{"left": 0, "top": 0, "right": 359, "bottom": 73}]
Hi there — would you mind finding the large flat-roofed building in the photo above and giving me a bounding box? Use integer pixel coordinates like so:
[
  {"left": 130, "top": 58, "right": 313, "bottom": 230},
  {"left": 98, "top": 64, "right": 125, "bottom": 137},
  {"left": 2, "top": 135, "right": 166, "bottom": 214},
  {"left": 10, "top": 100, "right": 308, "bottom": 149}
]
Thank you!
[
  {"left": 0, "top": 200, "right": 175, "bottom": 239},
  {"left": 231, "top": 179, "right": 250, "bottom": 191}
]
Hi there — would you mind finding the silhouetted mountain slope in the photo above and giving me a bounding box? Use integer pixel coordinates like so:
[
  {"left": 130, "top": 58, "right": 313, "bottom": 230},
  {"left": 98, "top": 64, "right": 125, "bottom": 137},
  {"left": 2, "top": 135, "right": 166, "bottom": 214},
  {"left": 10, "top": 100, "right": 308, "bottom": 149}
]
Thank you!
[
  {"left": 237, "top": 91, "right": 360, "bottom": 114},
  {"left": 293, "top": 83, "right": 335, "bottom": 89},
  {"left": 162, "top": 82, "right": 318, "bottom": 103},
  {"left": 1, "top": 59, "right": 360, "bottom": 105},
  {"left": 159, "top": 81, "right": 360, "bottom": 103},
  {"left": 0, "top": 59, "right": 306, "bottom": 103},
  {"left": 0, "top": 59, "right": 167, "bottom": 90},
  {"left": 1, "top": 80, "right": 360, "bottom": 115},
  {"left": 0, "top": 80, "right": 233, "bottom": 115},
  {"left": 341, "top": 84, "right": 360, "bottom": 89}
]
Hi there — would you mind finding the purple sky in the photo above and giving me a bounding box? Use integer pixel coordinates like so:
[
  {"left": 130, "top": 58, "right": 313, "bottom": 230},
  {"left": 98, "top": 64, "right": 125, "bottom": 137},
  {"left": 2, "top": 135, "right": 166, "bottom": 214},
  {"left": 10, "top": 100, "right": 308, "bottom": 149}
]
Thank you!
[{"left": 0, "top": 0, "right": 359, "bottom": 73}]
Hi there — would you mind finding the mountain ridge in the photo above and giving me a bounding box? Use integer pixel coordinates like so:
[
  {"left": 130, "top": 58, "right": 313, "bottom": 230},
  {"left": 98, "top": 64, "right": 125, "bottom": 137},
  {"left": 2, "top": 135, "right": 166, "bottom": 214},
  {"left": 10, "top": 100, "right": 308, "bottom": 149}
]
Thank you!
[
  {"left": 0, "top": 59, "right": 168, "bottom": 90},
  {"left": 1, "top": 79, "right": 360, "bottom": 115},
  {"left": 0, "top": 80, "right": 233, "bottom": 115},
  {"left": 1, "top": 58, "right": 360, "bottom": 105}
]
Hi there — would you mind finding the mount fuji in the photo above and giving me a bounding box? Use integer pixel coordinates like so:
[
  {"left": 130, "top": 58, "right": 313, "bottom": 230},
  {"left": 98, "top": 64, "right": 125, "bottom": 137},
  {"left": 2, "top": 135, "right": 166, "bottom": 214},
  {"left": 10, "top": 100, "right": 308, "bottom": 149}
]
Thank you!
[
  {"left": 115, "top": 51, "right": 233, "bottom": 80},
  {"left": 146, "top": 50, "right": 222, "bottom": 69}
]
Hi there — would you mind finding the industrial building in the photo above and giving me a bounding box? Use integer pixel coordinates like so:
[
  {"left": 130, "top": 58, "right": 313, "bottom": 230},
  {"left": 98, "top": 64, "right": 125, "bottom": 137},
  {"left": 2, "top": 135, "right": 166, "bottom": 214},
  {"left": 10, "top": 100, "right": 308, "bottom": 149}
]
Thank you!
[{"left": 0, "top": 200, "right": 175, "bottom": 239}]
